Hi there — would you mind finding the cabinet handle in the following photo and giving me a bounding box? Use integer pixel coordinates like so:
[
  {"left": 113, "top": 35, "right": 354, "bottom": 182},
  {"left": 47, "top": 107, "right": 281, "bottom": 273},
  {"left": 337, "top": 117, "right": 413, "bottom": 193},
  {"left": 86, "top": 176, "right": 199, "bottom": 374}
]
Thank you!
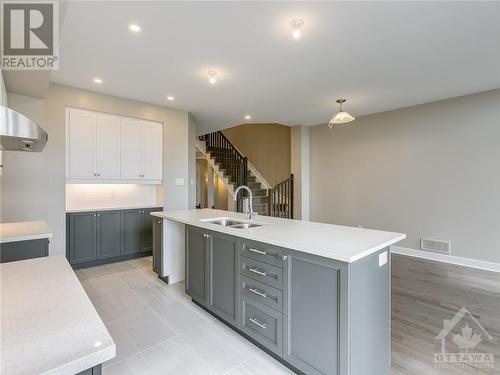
[
  {"left": 248, "top": 268, "right": 267, "bottom": 277},
  {"left": 248, "top": 288, "right": 267, "bottom": 298},
  {"left": 248, "top": 248, "right": 266, "bottom": 256},
  {"left": 282, "top": 255, "right": 288, "bottom": 261},
  {"left": 249, "top": 318, "right": 266, "bottom": 329}
]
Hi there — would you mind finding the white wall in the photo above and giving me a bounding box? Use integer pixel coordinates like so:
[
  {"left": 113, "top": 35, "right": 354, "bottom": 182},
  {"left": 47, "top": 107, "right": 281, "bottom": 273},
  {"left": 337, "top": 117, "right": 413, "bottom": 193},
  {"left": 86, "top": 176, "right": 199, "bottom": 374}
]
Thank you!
[
  {"left": 309, "top": 89, "right": 500, "bottom": 264},
  {"left": 66, "top": 184, "right": 160, "bottom": 211},
  {"left": 2, "top": 84, "right": 195, "bottom": 255}
]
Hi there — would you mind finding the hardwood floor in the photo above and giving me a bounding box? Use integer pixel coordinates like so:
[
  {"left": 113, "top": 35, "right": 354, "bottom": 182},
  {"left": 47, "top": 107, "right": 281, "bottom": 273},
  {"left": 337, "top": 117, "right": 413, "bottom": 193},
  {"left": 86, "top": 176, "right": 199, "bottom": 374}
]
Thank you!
[{"left": 391, "top": 254, "right": 500, "bottom": 374}]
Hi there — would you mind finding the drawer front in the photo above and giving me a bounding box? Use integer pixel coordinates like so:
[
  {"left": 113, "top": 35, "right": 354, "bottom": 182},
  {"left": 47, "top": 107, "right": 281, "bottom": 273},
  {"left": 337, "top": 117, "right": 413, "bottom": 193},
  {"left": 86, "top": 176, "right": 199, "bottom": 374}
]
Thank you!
[
  {"left": 241, "top": 275, "right": 283, "bottom": 313},
  {"left": 240, "top": 256, "right": 283, "bottom": 290},
  {"left": 241, "top": 297, "right": 282, "bottom": 356},
  {"left": 241, "top": 239, "right": 283, "bottom": 267}
]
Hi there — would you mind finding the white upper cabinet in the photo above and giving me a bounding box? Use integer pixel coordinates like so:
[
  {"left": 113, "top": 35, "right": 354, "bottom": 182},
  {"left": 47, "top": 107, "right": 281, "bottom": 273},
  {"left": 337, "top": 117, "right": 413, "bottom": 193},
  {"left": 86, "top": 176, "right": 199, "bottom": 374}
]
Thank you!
[
  {"left": 67, "top": 109, "right": 97, "bottom": 179},
  {"left": 96, "top": 114, "right": 121, "bottom": 179},
  {"left": 66, "top": 108, "right": 163, "bottom": 183},
  {"left": 120, "top": 118, "right": 143, "bottom": 179},
  {"left": 141, "top": 121, "right": 163, "bottom": 180}
]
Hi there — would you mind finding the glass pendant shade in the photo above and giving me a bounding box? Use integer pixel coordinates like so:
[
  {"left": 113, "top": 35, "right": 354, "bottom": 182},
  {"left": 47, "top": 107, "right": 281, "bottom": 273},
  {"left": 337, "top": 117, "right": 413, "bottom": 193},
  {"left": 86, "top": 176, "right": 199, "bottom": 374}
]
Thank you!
[{"left": 328, "top": 99, "right": 356, "bottom": 127}]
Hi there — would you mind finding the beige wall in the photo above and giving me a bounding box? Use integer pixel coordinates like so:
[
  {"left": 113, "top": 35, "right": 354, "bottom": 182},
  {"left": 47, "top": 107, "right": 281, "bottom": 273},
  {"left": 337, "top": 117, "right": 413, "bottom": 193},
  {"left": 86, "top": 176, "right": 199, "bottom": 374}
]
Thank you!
[
  {"left": 2, "top": 83, "right": 195, "bottom": 255},
  {"left": 222, "top": 123, "right": 291, "bottom": 187},
  {"left": 309, "top": 89, "right": 500, "bottom": 264}
]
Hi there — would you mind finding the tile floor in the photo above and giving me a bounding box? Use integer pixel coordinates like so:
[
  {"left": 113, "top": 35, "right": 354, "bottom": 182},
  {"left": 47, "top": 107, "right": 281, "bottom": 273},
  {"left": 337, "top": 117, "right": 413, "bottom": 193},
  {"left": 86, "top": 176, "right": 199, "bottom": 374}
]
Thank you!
[{"left": 76, "top": 257, "right": 294, "bottom": 375}]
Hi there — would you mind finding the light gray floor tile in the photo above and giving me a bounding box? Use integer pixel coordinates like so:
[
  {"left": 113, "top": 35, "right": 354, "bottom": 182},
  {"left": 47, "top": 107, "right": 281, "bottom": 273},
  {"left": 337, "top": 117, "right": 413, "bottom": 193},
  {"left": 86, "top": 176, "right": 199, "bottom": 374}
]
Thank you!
[
  {"left": 119, "top": 310, "right": 175, "bottom": 351},
  {"left": 79, "top": 279, "right": 103, "bottom": 301},
  {"left": 180, "top": 323, "right": 252, "bottom": 374},
  {"left": 90, "top": 296, "right": 116, "bottom": 323},
  {"left": 209, "top": 320, "right": 260, "bottom": 357},
  {"left": 228, "top": 354, "right": 293, "bottom": 375},
  {"left": 149, "top": 298, "right": 207, "bottom": 334},
  {"left": 74, "top": 269, "right": 89, "bottom": 282},
  {"left": 104, "top": 320, "right": 138, "bottom": 366},
  {"left": 103, "top": 288, "right": 149, "bottom": 318},
  {"left": 103, "top": 353, "right": 153, "bottom": 375},
  {"left": 118, "top": 269, "right": 154, "bottom": 290},
  {"left": 129, "top": 257, "right": 152, "bottom": 270},
  {"left": 91, "top": 274, "right": 130, "bottom": 296},
  {"left": 85, "top": 264, "right": 113, "bottom": 279},
  {"left": 142, "top": 337, "right": 216, "bottom": 375},
  {"left": 107, "top": 260, "right": 136, "bottom": 274},
  {"left": 135, "top": 284, "right": 179, "bottom": 308},
  {"left": 253, "top": 352, "right": 295, "bottom": 374}
]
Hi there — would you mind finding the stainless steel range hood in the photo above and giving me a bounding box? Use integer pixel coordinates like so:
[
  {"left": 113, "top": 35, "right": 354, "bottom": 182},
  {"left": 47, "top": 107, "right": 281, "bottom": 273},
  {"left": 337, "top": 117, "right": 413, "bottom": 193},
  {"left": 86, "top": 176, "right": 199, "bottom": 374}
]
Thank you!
[{"left": 0, "top": 106, "right": 48, "bottom": 152}]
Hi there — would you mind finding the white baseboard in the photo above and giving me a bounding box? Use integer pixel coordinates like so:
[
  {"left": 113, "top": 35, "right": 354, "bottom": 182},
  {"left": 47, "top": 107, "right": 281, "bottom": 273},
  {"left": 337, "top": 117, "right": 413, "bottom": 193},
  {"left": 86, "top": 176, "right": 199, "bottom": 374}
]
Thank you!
[{"left": 390, "top": 246, "right": 500, "bottom": 273}]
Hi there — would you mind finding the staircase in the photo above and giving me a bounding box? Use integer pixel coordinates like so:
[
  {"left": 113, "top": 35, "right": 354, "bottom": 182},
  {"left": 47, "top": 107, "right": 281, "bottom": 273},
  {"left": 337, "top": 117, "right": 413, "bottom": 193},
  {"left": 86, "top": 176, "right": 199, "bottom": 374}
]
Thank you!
[{"left": 199, "top": 131, "right": 293, "bottom": 218}]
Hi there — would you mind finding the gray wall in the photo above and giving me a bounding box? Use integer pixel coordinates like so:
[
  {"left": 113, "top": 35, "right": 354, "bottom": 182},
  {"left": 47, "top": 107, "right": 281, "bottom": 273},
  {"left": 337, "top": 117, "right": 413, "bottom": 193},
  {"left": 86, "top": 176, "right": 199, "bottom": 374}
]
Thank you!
[
  {"left": 2, "top": 83, "right": 196, "bottom": 256},
  {"left": 309, "top": 89, "right": 500, "bottom": 264}
]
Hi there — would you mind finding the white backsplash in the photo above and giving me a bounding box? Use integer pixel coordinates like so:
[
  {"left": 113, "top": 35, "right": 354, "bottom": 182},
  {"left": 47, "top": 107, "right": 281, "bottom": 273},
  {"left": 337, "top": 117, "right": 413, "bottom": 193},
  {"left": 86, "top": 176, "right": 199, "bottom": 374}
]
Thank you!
[{"left": 66, "top": 184, "right": 162, "bottom": 210}]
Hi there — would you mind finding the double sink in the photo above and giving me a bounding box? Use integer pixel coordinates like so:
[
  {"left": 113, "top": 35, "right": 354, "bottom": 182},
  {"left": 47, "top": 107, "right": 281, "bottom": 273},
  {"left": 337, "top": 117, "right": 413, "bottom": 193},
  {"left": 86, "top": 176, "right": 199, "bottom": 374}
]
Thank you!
[{"left": 201, "top": 217, "right": 264, "bottom": 229}]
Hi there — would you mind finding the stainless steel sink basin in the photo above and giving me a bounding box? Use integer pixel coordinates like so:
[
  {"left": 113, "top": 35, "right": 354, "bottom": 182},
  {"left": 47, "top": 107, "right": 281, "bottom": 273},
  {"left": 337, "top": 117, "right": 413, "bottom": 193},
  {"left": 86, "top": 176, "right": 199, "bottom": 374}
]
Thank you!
[
  {"left": 229, "top": 223, "right": 262, "bottom": 229},
  {"left": 201, "top": 217, "right": 263, "bottom": 229}
]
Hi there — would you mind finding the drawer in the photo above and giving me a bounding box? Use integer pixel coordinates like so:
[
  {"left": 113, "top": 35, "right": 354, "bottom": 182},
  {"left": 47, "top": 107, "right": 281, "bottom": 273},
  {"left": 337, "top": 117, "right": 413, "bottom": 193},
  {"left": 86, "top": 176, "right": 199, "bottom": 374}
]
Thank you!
[
  {"left": 241, "top": 297, "right": 282, "bottom": 356},
  {"left": 240, "top": 256, "right": 283, "bottom": 290},
  {"left": 241, "top": 275, "right": 282, "bottom": 313},
  {"left": 241, "top": 239, "right": 283, "bottom": 267}
]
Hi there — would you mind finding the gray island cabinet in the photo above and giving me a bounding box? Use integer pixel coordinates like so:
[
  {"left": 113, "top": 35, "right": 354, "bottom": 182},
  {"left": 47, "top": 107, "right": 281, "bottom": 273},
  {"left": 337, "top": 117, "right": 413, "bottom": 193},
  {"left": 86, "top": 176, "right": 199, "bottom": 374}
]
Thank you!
[{"left": 185, "top": 224, "right": 391, "bottom": 375}]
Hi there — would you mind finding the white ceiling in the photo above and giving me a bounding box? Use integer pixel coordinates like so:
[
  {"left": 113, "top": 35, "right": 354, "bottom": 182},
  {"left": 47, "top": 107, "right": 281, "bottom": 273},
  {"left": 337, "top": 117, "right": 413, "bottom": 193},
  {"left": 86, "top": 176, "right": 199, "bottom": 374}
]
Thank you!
[{"left": 51, "top": 1, "right": 500, "bottom": 133}]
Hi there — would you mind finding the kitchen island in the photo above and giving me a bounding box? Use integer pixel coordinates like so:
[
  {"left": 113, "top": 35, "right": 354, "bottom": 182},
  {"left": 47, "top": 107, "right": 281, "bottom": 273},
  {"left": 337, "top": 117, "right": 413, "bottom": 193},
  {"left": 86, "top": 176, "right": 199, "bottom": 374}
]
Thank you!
[
  {"left": 1, "top": 256, "right": 115, "bottom": 375},
  {"left": 152, "top": 209, "right": 405, "bottom": 375}
]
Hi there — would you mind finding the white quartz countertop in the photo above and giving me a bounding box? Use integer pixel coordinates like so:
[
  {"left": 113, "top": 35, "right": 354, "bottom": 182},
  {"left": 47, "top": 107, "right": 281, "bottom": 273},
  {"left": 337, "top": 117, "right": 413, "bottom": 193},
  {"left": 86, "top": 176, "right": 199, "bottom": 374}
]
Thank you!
[
  {"left": 0, "top": 220, "right": 53, "bottom": 243},
  {"left": 66, "top": 204, "right": 162, "bottom": 213},
  {"left": 152, "top": 209, "right": 406, "bottom": 263},
  {"left": 1, "top": 256, "right": 115, "bottom": 375}
]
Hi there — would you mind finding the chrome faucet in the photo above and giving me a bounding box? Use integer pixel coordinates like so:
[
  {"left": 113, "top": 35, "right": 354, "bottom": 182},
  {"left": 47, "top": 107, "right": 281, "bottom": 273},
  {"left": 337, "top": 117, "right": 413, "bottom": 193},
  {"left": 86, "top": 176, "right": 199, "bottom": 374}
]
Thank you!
[{"left": 234, "top": 185, "right": 257, "bottom": 220}]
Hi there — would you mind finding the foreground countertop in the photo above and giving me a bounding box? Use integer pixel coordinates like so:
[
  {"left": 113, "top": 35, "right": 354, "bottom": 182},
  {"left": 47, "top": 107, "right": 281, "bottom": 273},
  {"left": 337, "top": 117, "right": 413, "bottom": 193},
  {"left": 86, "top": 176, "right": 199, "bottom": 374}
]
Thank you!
[
  {"left": 66, "top": 204, "right": 162, "bottom": 213},
  {"left": 152, "top": 209, "right": 405, "bottom": 263},
  {"left": 0, "top": 220, "right": 53, "bottom": 243},
  {"left": 1, "top": 256, "right": 115, "bottom": 375}
]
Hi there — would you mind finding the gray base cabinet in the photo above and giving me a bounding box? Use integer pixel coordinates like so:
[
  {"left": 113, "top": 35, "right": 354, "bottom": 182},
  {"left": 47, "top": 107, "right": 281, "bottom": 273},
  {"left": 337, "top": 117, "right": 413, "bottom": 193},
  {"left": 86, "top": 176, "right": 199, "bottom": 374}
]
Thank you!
[
  {"left": 152, "top": 218, "right": 163, "bottom": 275},
  {"left": 0, "top": 238, "right": 49, "bottom": 263},
  {"left": 66, "top": 207, "right": 161, "bottom": 267},
  {"left": 185, "top": 224, "right": 391, "bottom": 375}
]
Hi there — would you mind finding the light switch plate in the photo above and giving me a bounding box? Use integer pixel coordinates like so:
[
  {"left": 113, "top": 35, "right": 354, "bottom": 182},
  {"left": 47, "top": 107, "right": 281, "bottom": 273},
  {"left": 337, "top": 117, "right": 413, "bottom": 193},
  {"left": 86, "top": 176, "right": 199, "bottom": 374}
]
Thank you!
[
  {"left": 378, "top": 251, "right": 388, "bottom": 267},
  {"left": 175, "top": 178, "right": 185, "bottom": 186}
]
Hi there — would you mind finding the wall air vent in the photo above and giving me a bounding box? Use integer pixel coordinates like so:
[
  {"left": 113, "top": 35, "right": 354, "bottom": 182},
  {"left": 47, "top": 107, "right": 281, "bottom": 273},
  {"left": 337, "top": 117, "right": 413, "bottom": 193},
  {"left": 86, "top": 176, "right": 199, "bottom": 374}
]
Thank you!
[{"left": 420, "top": 237, "right": 451, "bottom": 254}]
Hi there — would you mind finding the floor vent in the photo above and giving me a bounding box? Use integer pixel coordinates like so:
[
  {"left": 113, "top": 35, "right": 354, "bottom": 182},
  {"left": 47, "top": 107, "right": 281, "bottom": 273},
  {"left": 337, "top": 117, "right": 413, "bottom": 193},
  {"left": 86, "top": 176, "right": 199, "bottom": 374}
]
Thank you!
[{"left": 420, "top": 238, "right": 451, "bottom": 254}]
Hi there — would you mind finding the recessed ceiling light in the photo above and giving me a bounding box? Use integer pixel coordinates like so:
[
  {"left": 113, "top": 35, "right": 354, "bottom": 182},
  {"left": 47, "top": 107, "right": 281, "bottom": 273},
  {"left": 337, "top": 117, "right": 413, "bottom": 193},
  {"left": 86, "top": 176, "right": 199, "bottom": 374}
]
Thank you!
[
  {"left": 244, "top": 115, "right": 251, "bottom": 120},
  {"left": 129, "top": 24, "right": 141, "bottom": 32},
  {"left": 93, "top": 78, "right": 103, "bottom": 84},
  {"left": 167, "top": 96, "right": 175, "bottom": 101},
  {"left": 207, "top": 71, "right": 217, "bottom": 85},
  {"left": 290, "top": 19, "right": 304, "bottom": 39}
]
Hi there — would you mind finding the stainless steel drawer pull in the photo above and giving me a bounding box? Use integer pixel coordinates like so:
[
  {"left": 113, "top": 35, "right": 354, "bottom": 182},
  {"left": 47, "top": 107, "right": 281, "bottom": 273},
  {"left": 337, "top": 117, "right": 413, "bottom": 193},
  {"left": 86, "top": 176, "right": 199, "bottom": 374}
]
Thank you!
[
  {"left": 248, "top": 288, "right": 267, "bottom": 298},
  {"left": 248, "top": 268, "right": 267, "bottom": 276},
  {"left": 248, "top": 248, "right": 266, "bottom": 255},
  {"left": 249, "top": 318, "right": 267, "bottom": 329}
]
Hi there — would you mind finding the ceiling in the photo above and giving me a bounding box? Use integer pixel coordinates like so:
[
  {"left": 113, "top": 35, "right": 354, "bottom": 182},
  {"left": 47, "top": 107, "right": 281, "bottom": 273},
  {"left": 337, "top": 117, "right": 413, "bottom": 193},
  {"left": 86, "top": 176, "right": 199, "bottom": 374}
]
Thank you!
[{"left": 51, "top": 1, "right": 500, "bottom": 133}]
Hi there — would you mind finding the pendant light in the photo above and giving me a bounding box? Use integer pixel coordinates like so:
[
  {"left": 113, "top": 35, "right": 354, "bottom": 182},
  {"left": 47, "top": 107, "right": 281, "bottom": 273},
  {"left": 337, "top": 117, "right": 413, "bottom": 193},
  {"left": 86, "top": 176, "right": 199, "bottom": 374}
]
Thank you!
[{"left": 329, "top": 99, "right": 355, "bottom": 128}]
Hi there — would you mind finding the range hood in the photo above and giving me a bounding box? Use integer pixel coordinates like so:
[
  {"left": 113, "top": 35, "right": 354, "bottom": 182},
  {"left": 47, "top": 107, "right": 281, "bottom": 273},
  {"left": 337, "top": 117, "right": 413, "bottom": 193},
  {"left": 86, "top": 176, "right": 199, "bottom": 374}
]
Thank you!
[{"left": 0, "top": 106, "right": 48, "bottom": 152}]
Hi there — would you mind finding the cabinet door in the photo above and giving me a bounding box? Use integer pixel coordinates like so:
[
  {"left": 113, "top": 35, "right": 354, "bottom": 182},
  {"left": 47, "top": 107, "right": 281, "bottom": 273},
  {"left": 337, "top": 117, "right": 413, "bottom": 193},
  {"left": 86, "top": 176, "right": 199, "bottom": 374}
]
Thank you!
[
  {"left": 283, "top": 252, "right": 341, "bottom": 375},
  {"left": 207, "top": 232, "right": 238, "bottom": 326},
  {"left": 96, "top": 115, "right": 121, "bottom": 179},
  {"left": 152, "top": 218, "right": 163, "bottom": 275},
  {"left": 140, "top": 210, "right": 154, "bottom": 252},
  {"left": 121, "top": 210, "right": 142, "bottom": 255},
  {"left": 121, "top": 119, "right": 142, "bottom": 179},
  {"left": 185, "top": 226, "right": 208, "bottom": 305},
  {"left": 67, "top": 109, "right": 97, "bottom": 179},
  {"left": 141, "top": 121, "right": 162, "bottom": 180},
  {"left": 68, "top": 212, "right": 97, "bottom": 264},
  {"left": 96, "top": 211, "right": 121, "bottom": 259}
]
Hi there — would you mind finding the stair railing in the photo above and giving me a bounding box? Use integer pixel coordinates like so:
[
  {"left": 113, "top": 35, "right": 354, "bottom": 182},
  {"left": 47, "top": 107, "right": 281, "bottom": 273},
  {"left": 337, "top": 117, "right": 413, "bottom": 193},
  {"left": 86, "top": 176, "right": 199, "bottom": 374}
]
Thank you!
[
  {"left": 200, "top": 131, "right": 248, "bottom": 211},
  {"left": 268, "top": 174, "right": 294, "bottom": 219}
]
